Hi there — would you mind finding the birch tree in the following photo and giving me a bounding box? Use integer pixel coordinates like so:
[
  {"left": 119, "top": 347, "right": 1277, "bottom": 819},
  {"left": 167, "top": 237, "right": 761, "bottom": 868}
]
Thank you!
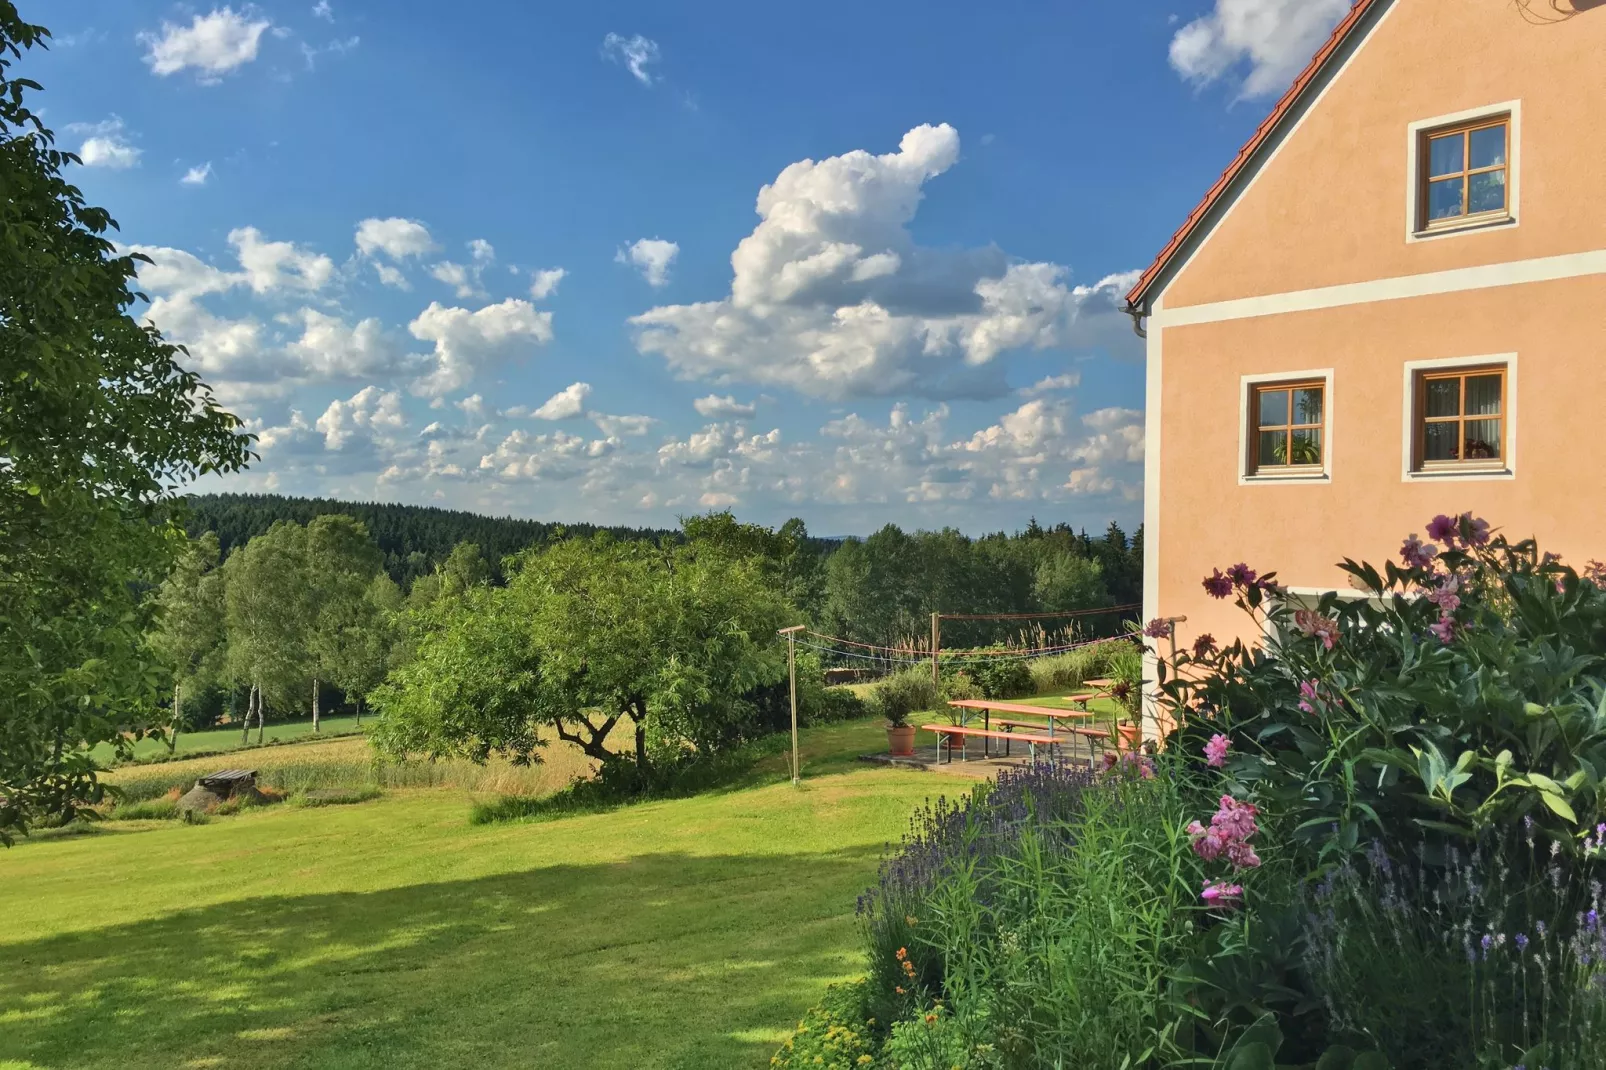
[{"left": 148, "top": 532, "right": 225, "bottom": 753}]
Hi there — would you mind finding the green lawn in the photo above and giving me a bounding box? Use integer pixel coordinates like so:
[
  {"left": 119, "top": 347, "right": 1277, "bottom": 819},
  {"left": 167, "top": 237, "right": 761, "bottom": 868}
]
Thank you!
[
  {"left": 1, "top": 718, "right": 936, "bottom": 1070},
  {"left": 91, "top": 715, "right": 366, "bottom": 765}
]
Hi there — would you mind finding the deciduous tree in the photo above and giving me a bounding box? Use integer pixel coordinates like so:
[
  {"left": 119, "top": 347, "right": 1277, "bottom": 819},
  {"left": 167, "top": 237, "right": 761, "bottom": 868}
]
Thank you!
[{"left": 0, "top": 6, "right": 252, "bottom": 841}]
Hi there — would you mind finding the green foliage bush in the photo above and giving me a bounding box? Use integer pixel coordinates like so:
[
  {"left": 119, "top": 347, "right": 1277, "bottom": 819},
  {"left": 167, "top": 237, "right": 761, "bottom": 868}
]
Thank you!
[
  {"left": 942, "top": 657, "right": 1033, "bottom": 700},
  {"left": 867, "top": 668, "right": 940, "bottom": 726},
  {"left": 769, "top": 979, "right": 879, "bottom": 1069}
]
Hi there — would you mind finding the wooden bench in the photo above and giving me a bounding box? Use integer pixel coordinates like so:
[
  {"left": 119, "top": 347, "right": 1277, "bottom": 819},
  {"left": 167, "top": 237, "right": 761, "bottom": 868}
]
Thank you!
[{"left": 920, "top": 724, "right": 1061, "bottom": 764}]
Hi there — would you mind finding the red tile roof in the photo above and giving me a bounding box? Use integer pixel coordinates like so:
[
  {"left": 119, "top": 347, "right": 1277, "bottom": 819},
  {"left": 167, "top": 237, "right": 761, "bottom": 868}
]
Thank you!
[{"left": 1124, "top": 0, "right": 1382, "bottom": 313}]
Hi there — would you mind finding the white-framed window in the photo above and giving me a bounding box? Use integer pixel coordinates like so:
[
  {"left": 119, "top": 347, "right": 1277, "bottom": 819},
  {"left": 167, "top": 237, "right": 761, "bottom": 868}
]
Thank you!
[
  {"left": 1238, "top": 369, "right": 1334, "bottom": 485},
  {"left": 1400, "top": 354, "right": 1517, "bottom": 482},
  {"left": 1406, "top": 101, "right": 1521, "bottom": 243}
]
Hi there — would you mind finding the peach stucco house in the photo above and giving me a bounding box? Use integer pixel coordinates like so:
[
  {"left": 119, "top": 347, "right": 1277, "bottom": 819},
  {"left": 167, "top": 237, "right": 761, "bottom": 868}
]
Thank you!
[{"left": 1123, "top": 0, "right": 1606, "bottom": 735}]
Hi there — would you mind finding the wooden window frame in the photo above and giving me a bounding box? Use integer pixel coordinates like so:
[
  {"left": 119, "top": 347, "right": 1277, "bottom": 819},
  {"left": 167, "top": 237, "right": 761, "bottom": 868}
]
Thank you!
[
  {"left": 1411, "top": 364, "right": 1507, "bottom": 472},
  {"left": 1417, "top": 115, "right": 1511, "bottom": 233},
  {"left": 1247, "top": 379, "right": 1326, "bottom": 477}
]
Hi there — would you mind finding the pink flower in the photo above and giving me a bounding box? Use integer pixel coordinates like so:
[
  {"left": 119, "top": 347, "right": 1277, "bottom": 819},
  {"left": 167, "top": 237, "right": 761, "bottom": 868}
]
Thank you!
[
  {"left": 1143, "top": 617, "right": 1172, "bottom": 639},
  {"left": 1212, "top": 795, "right": 1260, "bottom": 843},
  {"left": 1192, "top": 634, "right": 1218, "bottom": 658},
  {"left": 1427, "top": 575, "right": 1461, "bottom": 615},
  {"left": 1401, "top": 535, "right": 1439, "bottom": 570},
  {"left": 1585, "top": 561, "right": 1606, "bottom": 587},
  {"left": 1298, "top": 679, "right": 1320, "bottom": 715},
  {"left": 1464, "top": 515, "right": 1491, "bottom": 547},
  {"left": 1190, "top": 827, "right": 1228, "bottom": 862},
  {"left": 1426, "top": 514, "right": 1459, "bottom": 544},
  {"left": 1201, "top": 881, "right": 1244, "bottom": 908},
  {"left": 1429, "top": 616, "right": 1458, "bottom": 644},
  {"left": 1204, "top": 733, "right": 1231, "bottom": 768},
  {"left": 1226, "top": 563, "right": 1258, "bottom": 588},
  {"left": 1293, "top": 609, "right": 1340, "bottom": 650},
  {"left": 1203, "top": 569, "right": 1233, "bottom": 599},
  {"left": 1226, "top": 841, "right": 1262, "bottom": 869}
]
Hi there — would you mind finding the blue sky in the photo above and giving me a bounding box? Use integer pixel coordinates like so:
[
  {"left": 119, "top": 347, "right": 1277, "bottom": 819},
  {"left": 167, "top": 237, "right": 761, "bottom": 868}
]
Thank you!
[{"left": 30, "top": 0, "right": 1352, "bottom": 535}]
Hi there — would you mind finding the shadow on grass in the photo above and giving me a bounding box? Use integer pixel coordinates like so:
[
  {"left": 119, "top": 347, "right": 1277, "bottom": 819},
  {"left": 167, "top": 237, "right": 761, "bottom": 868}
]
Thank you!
[{"left": 0, "top": 847, "right": 882, "bottom": 1070}]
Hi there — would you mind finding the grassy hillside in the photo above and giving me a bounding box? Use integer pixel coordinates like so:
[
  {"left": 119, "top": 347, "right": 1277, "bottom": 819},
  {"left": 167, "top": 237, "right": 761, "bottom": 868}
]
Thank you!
[{"left": 0, "top": 719, "right": 933, "bottom": 1070}]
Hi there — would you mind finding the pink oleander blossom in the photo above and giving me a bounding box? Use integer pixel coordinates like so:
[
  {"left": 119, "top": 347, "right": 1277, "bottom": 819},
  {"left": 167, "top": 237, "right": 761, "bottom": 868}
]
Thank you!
[
  {"left": 1203, "top": 569, "right": 1233, "bottom": 599},
  {"left": 1192, "top": 633, "right": 1218, "bottom": 658},
  {"left": 1298, "top": 679, "right": 1321, "bottom": 715},
  {"left": 1401, "top": 534, "right": 1439, "bottom": 570},
  {"left": 1427, "top": 574, "right": 1461, "bottom": 614},
  {"left": 1188, "top": 822, "right": 1228, "bottom": 862},
  {"left": 1465, "top": 515, "right": 1491, "bottom": 547},
  {"left": 1429, "top": 616, "right": 1458, "bottom": 644},
  {"left": 1212, "top": 795, "right": 1260, "bottom": 843},
  {"left": 1204, "top": 733, "right": 1230, "bottom": 768},
  {"left": 1226, "top": 841, "right": 1262, "bottom": 869},
  {"left": 1584, "top": 561, "right": 1606, "bottom": 587},
  {"left": 1201, "top": 881, "right": 1244, "bottom": 908},
  {"left": 1293, "top": 609, "right": 1340, "bottom": 650},
  {"left": 1427, "top": 514, "right": 1459, "bottom": 544},
  {"left": 1226, "top": 563, "right": 1258, "bottom": 589},
  {"left": 1143, "top": 617, "right": 1171, "bottom": 639}
]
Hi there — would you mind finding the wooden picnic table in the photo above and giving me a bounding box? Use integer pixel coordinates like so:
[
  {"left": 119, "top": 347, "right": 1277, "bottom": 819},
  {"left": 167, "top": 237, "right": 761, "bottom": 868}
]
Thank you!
[
  {"left": 942, "top": 699, "right": 1098, "bottom": 758},
  {"left": 919, "top": 724, "right": 1062, "bottom": 764}
]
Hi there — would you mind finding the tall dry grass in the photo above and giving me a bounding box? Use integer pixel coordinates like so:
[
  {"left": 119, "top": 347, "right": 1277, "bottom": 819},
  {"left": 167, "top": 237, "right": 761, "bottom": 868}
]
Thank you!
[{"left": 101, "top": 728, "right": 628, "bottom": 804}]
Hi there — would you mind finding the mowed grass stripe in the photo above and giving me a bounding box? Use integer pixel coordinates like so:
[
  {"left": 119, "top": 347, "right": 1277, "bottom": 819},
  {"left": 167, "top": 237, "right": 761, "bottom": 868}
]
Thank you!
[{"left": 0, "top": 721, "right": 933, "bottom": 1070}]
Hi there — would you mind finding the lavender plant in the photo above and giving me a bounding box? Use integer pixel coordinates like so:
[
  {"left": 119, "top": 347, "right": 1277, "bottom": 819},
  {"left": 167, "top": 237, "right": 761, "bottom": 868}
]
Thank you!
[
  {"left": 858, "top": 759, "right": 1204, "bottom": 1067},
  {"left": 1301, "top": 828, "right": 1606, "bottom": 1068}
]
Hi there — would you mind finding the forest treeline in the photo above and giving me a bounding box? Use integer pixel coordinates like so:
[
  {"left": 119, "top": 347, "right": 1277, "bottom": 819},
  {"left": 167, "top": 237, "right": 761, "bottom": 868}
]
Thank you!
[
  {"left": 162, "top": 501, "right": 1143, "bottom": 736},
  {"left": 186, "top": 494, "right": 1141, "bottom": 631}
]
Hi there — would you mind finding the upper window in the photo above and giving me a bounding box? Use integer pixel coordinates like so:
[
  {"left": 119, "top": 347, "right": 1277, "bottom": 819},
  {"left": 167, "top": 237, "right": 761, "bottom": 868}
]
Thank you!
[
  {"left": 1418, "top": 116, "right": 1510, "bottom": 231},
  {"left": 1413, "top": 365, "right": 1506, "bottom": 469},
  {"left": 1249, "top": 380, "right": 1325, "bottom": 475}
]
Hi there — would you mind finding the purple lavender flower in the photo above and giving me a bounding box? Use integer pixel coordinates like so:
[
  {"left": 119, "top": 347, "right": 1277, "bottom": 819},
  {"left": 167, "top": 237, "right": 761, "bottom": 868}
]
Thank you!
[{"left": 1516, "top": 933, "right": 1530, "bottom": 953}]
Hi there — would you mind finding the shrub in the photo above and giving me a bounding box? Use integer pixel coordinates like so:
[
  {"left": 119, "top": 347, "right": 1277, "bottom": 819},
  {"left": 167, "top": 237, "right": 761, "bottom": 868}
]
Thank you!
[
  {"left": 807, "top": 685, "right": 870, "bottom": 727},
  {"left": 867, "top": 667, "right": 940, "bottom": 727},
  {"left": 944, "top": 657, "right": 1033, "bottom": 700},
  {"left": 857, "top": 759, "right": 1202, "bottom": 1066},
  {"left": 1161, "top": 513, "right": 1606, "bottom": 863},
  {"left": 769, "top": 979, "right": 879, "bottom": 1069}
]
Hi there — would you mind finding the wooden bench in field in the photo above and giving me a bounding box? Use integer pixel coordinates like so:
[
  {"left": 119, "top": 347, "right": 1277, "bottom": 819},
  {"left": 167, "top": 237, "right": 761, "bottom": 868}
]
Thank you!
[
  {"left": 919, "top": 724, "right": 1061, "bottom": 764},
  {"left": 196, "top": 769, "right": 258, "bottom": 798}
]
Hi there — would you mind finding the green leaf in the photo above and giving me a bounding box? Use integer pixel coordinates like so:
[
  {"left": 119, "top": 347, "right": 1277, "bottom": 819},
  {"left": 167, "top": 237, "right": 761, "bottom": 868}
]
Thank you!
[{"left": 1539, "top": 789, "right": 1578, "bottom": 823}]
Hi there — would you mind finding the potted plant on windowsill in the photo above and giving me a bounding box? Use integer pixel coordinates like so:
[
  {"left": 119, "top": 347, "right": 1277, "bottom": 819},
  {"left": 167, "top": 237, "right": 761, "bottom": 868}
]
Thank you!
[{"left": 885, "top": 708, "right": 916, "bottom": 757}]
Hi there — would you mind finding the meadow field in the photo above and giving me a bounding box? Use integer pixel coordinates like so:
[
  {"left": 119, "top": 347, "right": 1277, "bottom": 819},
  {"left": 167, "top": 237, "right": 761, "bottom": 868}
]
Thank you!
[
  {"left": 0, "top": 719, "right": 934, "bottom": 1070},
  {"left": 90, "top": 716, "right": 366, "bottom": 765}
]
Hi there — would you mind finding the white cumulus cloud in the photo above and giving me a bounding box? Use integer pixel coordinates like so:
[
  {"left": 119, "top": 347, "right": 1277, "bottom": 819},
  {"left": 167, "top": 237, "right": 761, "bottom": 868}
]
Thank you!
[
  {"left": 408, "top": 299, "right": 554, "bottom": 398},
  {"left": 617, "top": 238, "right": 679, "bottom": 288},
  {"left": 355, "top": 217, "right": 435, "bottom": 260},
  {"left": 693, "top": 394, "right": 756, "bottom": 419},
  {"left": 229, "top": 227, "right": 334, "bottom": 294},
  {"left": 316, "top": 385, "right": 406, "bottom": 449},
  {"left": 180, "top": 162, "right": 213, "bottom": 186},
  {"left": 69, "top": 118, "right": 141, "bottom": 169},
  {"left": 529, "top": 267, "right": 566, "bottom": 301},
  {"left": 601, "top": 33, "right": 660, "bottom": 85},
  {"left": 1170, "top": 0, "right": 1352, "bottom": 99},
  {"left": 533, "top": 381, "right": 592, "bottom": 420},
  {"left": 630, "top": 124, "right": 1138, "bottom": 401},
  {"left": 140, "top": 6, "right": 272, "bottom": 82}
]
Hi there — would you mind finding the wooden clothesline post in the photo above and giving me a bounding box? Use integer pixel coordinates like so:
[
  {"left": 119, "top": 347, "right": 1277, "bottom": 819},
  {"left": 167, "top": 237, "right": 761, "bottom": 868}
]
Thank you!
[{"left": 779, "top": 625, "right": 806, "bottom": 785}]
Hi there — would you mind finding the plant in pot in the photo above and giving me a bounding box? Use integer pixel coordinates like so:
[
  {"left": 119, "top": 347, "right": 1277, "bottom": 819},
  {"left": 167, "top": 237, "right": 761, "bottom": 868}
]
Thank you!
[
  {"left": 884, "top": 707, "right": 916, "bottom": 756},
  {"left": 1109, "top": 679, "right": 1143, "bottom": 750}
]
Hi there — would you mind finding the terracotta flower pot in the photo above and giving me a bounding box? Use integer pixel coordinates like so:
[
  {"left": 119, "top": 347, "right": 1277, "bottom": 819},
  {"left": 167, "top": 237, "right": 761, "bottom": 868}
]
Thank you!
[
  {"left": 886, "top": 724, "right": 916, "bottom": 757},
  {"left": 1117, "top": 723, "right": 1142, "bottom": 751}
]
